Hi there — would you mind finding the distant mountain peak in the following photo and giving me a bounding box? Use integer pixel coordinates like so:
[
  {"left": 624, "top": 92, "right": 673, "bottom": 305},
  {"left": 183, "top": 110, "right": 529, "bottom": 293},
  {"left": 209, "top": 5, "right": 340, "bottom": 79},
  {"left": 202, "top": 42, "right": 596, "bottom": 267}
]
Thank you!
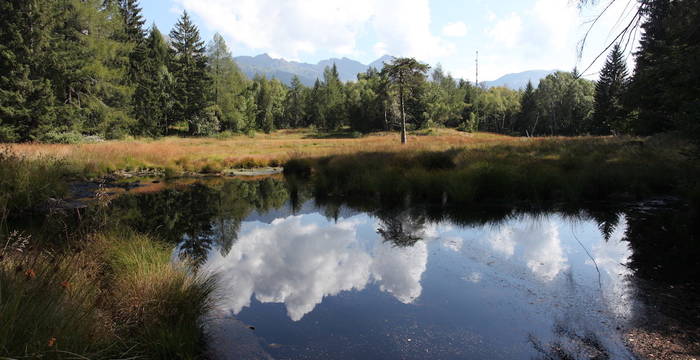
[
  {"left": 482, "top": 70, "right": 558, "bottom": 90},
  {"left": 234, "top": 54, "right": 398, "bottom": 86}
]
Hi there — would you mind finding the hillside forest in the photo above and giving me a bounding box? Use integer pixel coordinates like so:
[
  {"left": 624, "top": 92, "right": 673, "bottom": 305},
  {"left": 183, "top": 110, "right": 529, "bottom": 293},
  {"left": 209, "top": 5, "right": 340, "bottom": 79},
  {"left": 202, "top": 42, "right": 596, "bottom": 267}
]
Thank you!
[{"left": 1, "top": 0, "right": 698, "bottom": 143}]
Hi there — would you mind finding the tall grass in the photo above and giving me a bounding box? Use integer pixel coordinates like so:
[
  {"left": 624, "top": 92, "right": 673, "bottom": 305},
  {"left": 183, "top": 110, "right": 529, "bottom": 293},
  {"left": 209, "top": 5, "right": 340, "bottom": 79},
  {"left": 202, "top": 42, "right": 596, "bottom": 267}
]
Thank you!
[
  {"left": 0, "top": 234, "right": 111, "bottom": 358},
  {"left": 295, "top": 136, "right": 694, "bottom": 206},
  {"left": 0, "top": 147, "right": 73, "bottom": 215},
  {"left": 0, "top": 231, "right": 217, "bottom": 359},
  {"left": 104, "top": 233, "right": 217, "bottom": 360},
  {"left": 5, "top": 129, "right": 520, "bottom": 176}
]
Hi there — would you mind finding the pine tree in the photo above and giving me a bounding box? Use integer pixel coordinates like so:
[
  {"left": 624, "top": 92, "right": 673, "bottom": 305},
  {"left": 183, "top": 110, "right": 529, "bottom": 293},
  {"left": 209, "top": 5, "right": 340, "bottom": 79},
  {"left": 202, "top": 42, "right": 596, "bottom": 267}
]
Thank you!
[
  {"left": 306, "top": 79, "right": 326, "bottom": 129},
  {"left": 628, "top": 0, "right": 672, "bottom": 134},
  {"left": 323, "top": 64, "right": 347, "bottom": 130},
  {"left": 516, "top": 81, "right": 538, "bottom": 136},
  {"left": 592, "top": 44, "right": 629, "bottom": 134},
  {"left": 117, "top": 0, "right": 146, "bottom": 44},
  {"left": 254, "top": 75, "right": 274, "bottom": 133},
  {"left": 382, "top": 58, "right": 430, "bottom": 144},
  {"left": 169, "top": 11, "right": 213, "bottom": 135},
  {"left": 284, "top": 76, "right": 307, "bottom": 128},
  {"left": 0, "top": 0, "right": 56, "bottom": 141},
  {"left": 133, "top": 25, "right": 173, "bottom": 136}
]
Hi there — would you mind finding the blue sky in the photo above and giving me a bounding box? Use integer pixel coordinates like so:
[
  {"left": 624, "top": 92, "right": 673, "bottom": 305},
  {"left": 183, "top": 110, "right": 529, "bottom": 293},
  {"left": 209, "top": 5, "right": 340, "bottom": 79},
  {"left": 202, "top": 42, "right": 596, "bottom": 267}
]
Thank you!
[{"left": 141, "top": 0, "right": 638, "bottom": 81}]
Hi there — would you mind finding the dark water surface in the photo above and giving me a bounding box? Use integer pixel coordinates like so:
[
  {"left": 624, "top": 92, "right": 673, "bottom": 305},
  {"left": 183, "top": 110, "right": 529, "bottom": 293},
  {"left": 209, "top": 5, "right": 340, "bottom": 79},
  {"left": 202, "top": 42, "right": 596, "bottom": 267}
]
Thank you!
[{"left": 21, "top": 177, "right": 698, "bottom": 359}]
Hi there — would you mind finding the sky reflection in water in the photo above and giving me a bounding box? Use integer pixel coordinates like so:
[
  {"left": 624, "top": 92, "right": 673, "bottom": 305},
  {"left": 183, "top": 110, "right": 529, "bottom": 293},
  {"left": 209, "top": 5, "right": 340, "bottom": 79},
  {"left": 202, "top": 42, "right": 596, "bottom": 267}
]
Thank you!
[{"left": 199, "top": 205, "right": 636, "bottom": 359}]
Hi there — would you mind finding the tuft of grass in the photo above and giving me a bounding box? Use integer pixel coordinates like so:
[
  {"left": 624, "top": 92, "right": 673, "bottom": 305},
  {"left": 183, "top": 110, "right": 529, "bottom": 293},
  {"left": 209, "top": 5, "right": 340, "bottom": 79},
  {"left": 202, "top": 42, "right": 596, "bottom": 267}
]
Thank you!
[
  {"left": 0, "top": 231, "right": 217, "bottom": 359},
  {"left": 103, "top": 233, "right": 217, "bottom": 360},
  {"left": 0, "top": 236, "right": 111, "bottom": 358},
  {"left": 0, "top": 146, "right": 73, "bottom": 215}
]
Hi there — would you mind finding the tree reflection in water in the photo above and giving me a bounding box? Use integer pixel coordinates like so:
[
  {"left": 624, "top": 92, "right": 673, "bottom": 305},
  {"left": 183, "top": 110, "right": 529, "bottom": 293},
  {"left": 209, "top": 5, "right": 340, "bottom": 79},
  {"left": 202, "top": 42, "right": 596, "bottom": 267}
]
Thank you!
[{"left": 376, "top": 210, "right": 426, "bottom": 248}]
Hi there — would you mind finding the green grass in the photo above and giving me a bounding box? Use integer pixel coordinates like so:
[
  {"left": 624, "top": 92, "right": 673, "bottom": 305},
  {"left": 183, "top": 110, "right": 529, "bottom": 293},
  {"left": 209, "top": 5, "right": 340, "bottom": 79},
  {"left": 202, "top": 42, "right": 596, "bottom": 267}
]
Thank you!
[
  {"left": 289, "top": 136, "right": 697, "bottom": 207},
  {"left": 0, "top": 231, "right": 216, "bottom": 359},
  {"left": 104, "top": 233, "right": 217, "bottom": 360},
  {"left": 0, "top": 147, "right": 74, "bottom": 215}
]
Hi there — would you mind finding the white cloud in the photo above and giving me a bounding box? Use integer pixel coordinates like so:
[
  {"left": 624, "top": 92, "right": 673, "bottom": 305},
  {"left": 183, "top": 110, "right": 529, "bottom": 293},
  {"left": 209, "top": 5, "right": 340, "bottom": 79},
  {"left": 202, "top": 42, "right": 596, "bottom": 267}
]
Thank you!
[
  {"left": 442, "top": 21, "right": 468, "bottom": 38},
  {"left": 177, "top": 0, "right": 452, "bottom": 61},
  {"left": 487, "top": 12, "right": 523, "bottom": 48},
  {"left": 206, "top": 214, "right": 427, "bottom": 321}
]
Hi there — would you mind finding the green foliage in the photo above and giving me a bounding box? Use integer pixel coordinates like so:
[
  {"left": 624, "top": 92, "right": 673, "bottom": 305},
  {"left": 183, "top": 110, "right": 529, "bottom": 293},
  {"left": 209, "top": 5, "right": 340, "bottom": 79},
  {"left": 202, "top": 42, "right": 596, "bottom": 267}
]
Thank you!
[
  {"left": 208, "top": 33, "right": 249, "bottom": 132},
  {"left": 593, "top": 44, "right": 630, "bottom": 134},
  {"left": 382, "top": 57, "right": 430, "bottom": 143},
  {"left": 133, "top": 26, "right": 173, "bottom": 136},
  {"left": 170, "top": 11, "right": 212, "bottom": 136}
]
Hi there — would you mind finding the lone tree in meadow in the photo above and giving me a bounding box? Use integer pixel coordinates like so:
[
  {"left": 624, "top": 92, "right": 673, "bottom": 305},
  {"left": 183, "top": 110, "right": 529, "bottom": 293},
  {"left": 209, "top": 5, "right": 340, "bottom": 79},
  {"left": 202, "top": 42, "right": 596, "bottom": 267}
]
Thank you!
[{"left": 382, "top": 58, "right": 430, "bottom": 144}]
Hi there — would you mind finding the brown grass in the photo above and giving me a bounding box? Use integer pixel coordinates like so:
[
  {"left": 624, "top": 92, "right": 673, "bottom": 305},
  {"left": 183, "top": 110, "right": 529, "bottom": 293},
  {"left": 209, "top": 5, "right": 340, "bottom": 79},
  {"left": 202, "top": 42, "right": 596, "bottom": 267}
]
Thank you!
[{"left": 5, "top": 129, "right": 544, "bottom": 175}]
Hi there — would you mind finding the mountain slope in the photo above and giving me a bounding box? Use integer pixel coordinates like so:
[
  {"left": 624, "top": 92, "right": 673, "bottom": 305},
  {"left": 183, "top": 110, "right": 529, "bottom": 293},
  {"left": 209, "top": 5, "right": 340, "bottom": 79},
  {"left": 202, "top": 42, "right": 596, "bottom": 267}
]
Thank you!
[
  {"left": 234, "top": 54, "right": 394, "bottom": 86},
  {"left": 482, "top": 70, "right": 557, "bottom": 90}
]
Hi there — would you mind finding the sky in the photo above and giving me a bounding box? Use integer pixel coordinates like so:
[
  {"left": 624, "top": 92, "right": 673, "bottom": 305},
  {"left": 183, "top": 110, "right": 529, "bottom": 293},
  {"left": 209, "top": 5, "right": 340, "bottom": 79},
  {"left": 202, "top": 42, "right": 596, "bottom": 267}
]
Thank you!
[{"left": 141, "top": 0, "right": 640, "bottom": 82}]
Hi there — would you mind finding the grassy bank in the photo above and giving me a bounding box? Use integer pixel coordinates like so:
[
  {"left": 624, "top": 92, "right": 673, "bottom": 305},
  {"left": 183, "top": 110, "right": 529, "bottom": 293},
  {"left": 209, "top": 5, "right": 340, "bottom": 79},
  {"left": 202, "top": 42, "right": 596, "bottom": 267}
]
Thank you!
[
  {"left": 287, "top": 135, "right": 698, "bottom": 206},
  {"left": 0, "top": 231, "right": 215, "bottom": 359},
  {"left": 5, "top": 129, "right": 525, "bottom": 177}
]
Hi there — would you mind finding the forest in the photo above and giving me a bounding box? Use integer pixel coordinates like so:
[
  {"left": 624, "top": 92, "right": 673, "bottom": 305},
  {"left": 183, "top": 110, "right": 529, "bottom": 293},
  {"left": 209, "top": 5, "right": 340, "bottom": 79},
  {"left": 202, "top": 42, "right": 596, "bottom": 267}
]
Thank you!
[{"left": 2, "top": 0, "right": 697, "bottom": 143}]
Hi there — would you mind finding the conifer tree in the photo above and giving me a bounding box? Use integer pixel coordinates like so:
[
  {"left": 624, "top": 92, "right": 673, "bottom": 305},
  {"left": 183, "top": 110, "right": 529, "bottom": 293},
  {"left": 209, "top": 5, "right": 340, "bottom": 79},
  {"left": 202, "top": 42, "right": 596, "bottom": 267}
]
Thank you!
[
  {"left": 323, "top": 64, "right": 347, "bottom": 130},
  {"left": 516, "top": 81, "right": 538, "bottom": 136},
  {"left": 0, "top": 0, "right": 56, "bottom": 141},
  {"left": 117, "top": 0, "right": 146, "bottom": 44},
  {"left": 382, "top": 58, "right": 430, "bottom": 144},
  {"left": 207, "top": 33, "right": 247, "bottom": 131},
  {"left": 592, "top": 44, "right": 629, "bottom": 134},
  {"left": 133, "top": 25, "right": 173, "bottom": 136},
  {"left": 307, "top": 79, "right": 326, "bottom": 129},
  {"left": 284, "top": 76, "right": 307, "bottom": 128},
  {"left": 169, "top": 11, "right": 213, "bottom": 135}
]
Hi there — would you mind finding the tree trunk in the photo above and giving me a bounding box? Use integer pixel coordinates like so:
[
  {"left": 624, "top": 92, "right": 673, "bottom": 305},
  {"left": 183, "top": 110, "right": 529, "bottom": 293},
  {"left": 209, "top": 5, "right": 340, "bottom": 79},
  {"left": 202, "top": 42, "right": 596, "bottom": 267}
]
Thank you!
[{"left": 400, "top": 85, "right": 407, "bottom": 144}]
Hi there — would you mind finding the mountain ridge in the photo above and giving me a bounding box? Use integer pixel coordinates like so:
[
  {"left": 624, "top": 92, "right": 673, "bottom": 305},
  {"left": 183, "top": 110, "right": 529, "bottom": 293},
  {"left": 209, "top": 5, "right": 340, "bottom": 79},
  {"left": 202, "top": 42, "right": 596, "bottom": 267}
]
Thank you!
[{"left": 233, "top": 54, "right": 556, "bottom": 89}]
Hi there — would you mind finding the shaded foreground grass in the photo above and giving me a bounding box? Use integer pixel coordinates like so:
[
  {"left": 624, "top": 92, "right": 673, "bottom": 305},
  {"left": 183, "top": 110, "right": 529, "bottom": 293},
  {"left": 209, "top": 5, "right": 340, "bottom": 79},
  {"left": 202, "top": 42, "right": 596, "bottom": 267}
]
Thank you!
[{"left": 0, "top": 231, "right": 215, "bottom": 359}]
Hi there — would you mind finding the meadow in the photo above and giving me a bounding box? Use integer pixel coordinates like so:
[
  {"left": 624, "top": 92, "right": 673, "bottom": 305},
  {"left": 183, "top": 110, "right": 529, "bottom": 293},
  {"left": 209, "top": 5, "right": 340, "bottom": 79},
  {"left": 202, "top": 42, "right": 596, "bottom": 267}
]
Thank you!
[{"left": 7, "top": 129, "right": 538, "bottom": 176}]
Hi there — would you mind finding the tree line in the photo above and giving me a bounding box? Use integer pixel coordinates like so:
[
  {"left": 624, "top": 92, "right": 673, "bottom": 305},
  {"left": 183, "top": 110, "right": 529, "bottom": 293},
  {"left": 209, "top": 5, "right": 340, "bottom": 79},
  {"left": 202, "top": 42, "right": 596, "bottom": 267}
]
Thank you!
[{"left": 0, "top": 0, "right": 696, "bottom": 142}]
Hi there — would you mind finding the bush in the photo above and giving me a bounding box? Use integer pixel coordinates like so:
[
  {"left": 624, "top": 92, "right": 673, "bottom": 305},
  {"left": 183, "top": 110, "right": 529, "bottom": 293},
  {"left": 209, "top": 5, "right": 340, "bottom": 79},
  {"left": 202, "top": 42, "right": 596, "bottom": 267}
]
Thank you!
[{"left": 36, "top": 131, "right": 86, "bottom": 144}]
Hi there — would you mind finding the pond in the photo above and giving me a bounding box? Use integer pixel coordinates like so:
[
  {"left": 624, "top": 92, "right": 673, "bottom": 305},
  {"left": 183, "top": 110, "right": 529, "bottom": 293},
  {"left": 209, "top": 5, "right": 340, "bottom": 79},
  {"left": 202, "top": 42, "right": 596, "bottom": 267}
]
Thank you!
[{"left": 31, "top": 176, "right": 698, "bottom": 359}]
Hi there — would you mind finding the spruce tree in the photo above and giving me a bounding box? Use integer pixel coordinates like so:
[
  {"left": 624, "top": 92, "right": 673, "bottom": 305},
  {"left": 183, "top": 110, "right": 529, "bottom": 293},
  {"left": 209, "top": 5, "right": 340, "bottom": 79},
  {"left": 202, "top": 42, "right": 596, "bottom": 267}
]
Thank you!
[
  {"left": 133, "top": 25, "right": 173, "bottom": 136},
  {"left": 169, "top": 11, "right": 213, "bottom": 135},
  {"left": 118, "top": 0, "right": 146, "bottom": 44},
  {"left": 628, "top": 0, "right": 671, "bottom": 134},
  {"left": 0, "top": 0, "right": 55, "bottom": 141},
  {"left": 284, "top": 76, "right": 307, "bottom": 128},
  {"left": 323, "top": 64, "right": 347, "bottom": 130},
  {"left": 592, "top": 44, "right": 629, "bottom": 134},
  {"left": 307, "top": 79, "right": 326, "bottom": 129},
  {"left": 517, "top": 81, "right": 538, "bottom": 136}
]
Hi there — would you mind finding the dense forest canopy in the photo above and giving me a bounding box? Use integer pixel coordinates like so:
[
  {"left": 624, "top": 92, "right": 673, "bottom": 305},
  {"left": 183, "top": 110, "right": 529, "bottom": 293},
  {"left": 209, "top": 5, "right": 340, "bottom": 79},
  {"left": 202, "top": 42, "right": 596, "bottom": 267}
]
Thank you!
[{"left": 0, "top": 0, "right": 697, "bottom": 142}]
